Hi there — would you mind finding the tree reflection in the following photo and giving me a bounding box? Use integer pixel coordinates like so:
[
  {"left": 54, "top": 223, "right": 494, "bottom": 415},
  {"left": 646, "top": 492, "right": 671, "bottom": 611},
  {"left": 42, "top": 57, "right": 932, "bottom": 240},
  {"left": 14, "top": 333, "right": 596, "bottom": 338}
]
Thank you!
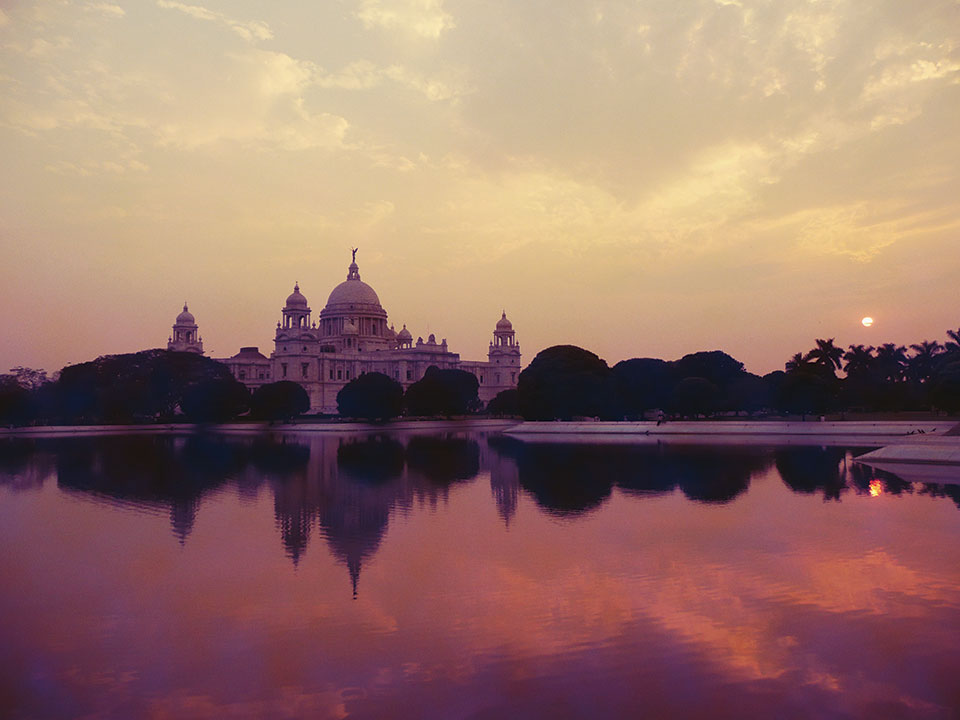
[
  {"left": 0, "top": 438, "right": 51, "bottom": 492},
  {"left": 489, "top": 440, "right": 772, "bottom": 517},
  {"left": 54, "top": 435, "right": 247, "bottom": 541},
  {"left": 775, "top": 447, "right": 848, "bottom": 500}
]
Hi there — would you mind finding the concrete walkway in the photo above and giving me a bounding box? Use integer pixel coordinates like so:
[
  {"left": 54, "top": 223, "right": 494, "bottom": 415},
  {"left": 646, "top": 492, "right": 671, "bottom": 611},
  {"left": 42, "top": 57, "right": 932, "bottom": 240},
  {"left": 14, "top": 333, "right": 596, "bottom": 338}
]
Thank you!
[{"left": 0, "top": 418, "right": 520, "bottom": 438}]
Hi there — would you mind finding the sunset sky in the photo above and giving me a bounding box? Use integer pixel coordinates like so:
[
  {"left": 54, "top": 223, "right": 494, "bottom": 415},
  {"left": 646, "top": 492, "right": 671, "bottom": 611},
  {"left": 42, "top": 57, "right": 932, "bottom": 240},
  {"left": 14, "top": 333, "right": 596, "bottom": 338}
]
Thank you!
[{"left": 2, "top": 0, "right": 958, "bottom": 375}]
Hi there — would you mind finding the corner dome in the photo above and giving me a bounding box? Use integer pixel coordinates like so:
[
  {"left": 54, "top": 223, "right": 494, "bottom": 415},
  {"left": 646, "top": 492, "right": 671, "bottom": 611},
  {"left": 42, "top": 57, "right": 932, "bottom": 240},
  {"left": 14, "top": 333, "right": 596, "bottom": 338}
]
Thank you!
[
  {"left": 286, "top": 283, "right": 308, "bottom": 308},
  {"left": 397, "top": 325, "right": 412, "bottom": 342},
  {"left": 176, "top": 303, "right": 195, "bottom": 325},
  {"left": 496, "top": 311, "right": 512, "bottom": 331}
]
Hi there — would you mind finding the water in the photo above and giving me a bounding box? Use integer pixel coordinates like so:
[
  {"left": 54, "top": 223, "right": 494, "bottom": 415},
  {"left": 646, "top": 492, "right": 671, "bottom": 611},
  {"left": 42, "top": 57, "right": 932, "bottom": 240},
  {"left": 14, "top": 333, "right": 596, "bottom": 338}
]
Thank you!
[{"left": 1, "top": 431, "right": 959, "bottom": 719}]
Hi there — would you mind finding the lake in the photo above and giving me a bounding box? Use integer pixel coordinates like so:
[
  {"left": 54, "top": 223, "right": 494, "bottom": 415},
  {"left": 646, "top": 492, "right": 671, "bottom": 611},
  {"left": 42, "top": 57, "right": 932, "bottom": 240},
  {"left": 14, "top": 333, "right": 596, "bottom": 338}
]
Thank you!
[{"left": 1, "top": 430, "right": 959, "bottom": 719}]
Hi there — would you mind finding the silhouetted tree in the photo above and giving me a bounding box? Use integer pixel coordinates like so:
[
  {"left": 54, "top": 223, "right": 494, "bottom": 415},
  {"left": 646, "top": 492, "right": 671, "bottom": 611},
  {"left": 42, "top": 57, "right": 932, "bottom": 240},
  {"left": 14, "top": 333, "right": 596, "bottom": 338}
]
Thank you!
[
  {"left": 785, "top": 352, "right": 813, "bottom": 373},
  {"left": 517, "top": 345, "right": 617, "bottom": 420},
  {"left": 843, "top": 344, "right": 875, "bottom": 379},
  {"left": 806, "top": 338, "right": 844, "bottom": 376},
  {"left": 56, "top": 350, "right": 234, "bottom": 423},
  {"left": 874, "top": 343, "right": 908, "bottom": 383},
  {"left": 337, "top": 372, "right": 403, "bottom": 420},
  {"left": 0, "top": 376, "right": 30, "bottom": 426},
  {"left": 929, "top": 361, "right": 960, "bottom": 413},
  {"left": 180, "top": 378, "right": 250, "bottom": 422},
  {"left": 250, "top": 381, "right": 311, "bottom": 421},
  {"left": 908, "top": 340, "right": 944, "bottom": 384},
  {"left": 725, "top": 373, "right": 772, "bottom": 414},
  {"left": 612, "top": 358, "right": 672, "bottom": 418},
  {"left": 404, "top": 367, "right": 480, "bottom": 417},
  {"left": 776, "top": 370, "right": 834, "bottom": 416},
  {"left": 670, "top": 351, "right": 744, "bottom": 388},
  {"left": 670, "top": 377, "right": 720, "bottom": 417},
  {"left": 486, "top": 388, "right": 519, "bottom": 416}
]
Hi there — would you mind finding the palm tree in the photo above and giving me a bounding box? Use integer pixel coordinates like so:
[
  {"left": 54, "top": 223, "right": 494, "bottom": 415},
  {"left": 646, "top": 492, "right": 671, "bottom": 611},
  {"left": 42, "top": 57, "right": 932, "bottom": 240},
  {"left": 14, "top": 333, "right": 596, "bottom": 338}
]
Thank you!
[
  {"left": 843, "top": 344, "right": 875, "bottom": 379},
  {"left": 945, "top": 328, "right": 960, "bottom": 354},
  {"left": 874, "top": 343, "right": 908, "bottom": 383},
  {"left": 908, "top": 340, "right": 943, "bottom": 383},
  {"left": 785, "top": 352, "right": 811, "bottom": 373},
  {"left": 806, "top": 338, "right": 844, "bottom": 375}
]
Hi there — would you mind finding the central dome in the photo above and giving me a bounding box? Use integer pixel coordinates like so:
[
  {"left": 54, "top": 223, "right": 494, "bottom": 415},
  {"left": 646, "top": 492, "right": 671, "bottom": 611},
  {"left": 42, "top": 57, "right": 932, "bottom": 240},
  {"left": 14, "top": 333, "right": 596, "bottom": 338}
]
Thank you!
[
  {"left": 323, "top": 258, "right": 383, "bottom": 311},
  {"left": 325, "top": 278, "right": 381, "bottom": 308}
]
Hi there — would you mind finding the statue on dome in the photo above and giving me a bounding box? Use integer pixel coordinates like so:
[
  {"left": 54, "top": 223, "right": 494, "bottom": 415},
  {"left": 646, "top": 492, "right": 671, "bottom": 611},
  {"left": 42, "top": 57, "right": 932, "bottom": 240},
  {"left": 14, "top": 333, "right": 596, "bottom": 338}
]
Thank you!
[{"left": 351, "top": 247, "right": 358, "bottom": 263}]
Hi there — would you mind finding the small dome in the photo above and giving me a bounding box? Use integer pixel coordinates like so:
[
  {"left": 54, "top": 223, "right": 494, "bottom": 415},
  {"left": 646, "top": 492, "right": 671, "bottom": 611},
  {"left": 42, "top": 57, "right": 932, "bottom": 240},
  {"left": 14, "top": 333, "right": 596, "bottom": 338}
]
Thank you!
[
  {"left": 397, "top": 324, "right": 412, "bottom": 342},
  {"left": 175, "top": 303, "right": 195, "bottom": 325},
  {"left": 496, "top": 311, "right": 512, "bottom": 331},
  {"left": 343, "top": 319, "right": 358, "bottom": 335},
  {"left": 286, "top": 283, "right": 308, "bottom": 308},
  {"left": 386, "top": 324, "right": 397, "bottom": 339}
]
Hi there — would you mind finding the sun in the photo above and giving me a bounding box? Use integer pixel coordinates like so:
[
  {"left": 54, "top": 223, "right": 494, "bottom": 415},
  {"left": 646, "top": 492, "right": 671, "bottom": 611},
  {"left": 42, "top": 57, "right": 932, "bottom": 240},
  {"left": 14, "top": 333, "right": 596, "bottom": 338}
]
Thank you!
[{"left": 861, "top": 317, "right": 874, "bottom": 328}]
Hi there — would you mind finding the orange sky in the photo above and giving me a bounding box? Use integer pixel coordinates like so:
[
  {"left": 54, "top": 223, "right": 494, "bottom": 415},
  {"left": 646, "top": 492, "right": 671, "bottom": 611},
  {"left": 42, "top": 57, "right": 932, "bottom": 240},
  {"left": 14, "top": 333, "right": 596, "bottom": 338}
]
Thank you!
[{"left": 1, "top": 0, "right": 959, "bottom": 374}]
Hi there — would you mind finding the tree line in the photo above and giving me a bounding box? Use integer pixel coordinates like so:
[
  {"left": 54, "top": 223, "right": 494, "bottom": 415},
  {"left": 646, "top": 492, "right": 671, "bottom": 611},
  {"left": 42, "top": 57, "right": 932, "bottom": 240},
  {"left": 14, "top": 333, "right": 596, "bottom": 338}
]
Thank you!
[
  {"left": 0, "top": 350, "right": 311, "bottom": 425},
  {"left": 3, "top": 327, "right": 959, "bottom": 426},
  {"left": 0, "top": 350, "right": 488, "bottom": 425},
  {"left": 513, "top": 327, "right": 960, "bottom": 420}
]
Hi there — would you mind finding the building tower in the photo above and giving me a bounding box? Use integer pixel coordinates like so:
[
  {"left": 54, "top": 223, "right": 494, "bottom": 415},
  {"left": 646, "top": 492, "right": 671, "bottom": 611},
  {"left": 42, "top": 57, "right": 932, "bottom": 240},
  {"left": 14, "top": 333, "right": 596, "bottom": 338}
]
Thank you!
[
  {"left": 168, "top": 303, "right": 204, "bottom": 354},
  {"left": 489, "top": 311, "right": 520, "bottom": 366}
]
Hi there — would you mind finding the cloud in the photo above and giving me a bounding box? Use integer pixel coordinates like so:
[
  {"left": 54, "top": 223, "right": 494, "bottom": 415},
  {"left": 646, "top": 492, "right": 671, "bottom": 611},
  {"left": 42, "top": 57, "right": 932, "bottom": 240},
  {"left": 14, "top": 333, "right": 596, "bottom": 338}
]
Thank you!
[
  {"left": 356, "top": 0, "right": 454, "bottom": 39},
  {"left": 86, "top": 3, "right": 125, "bottom": 18},
  {"left": 156, "top": 0, "right": 273, "bottom": 43}
]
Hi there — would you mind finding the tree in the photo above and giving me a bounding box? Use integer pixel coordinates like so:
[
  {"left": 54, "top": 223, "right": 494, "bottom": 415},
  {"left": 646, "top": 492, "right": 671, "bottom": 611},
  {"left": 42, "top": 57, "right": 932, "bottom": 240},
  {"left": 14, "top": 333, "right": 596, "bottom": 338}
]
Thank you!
[
  {"left": 56, "top": 349, "right": 235, "bottom": 423},
  {"left": 7, "top": 367, "right": 50, "bottom": 391},
  {"left": 180, "top": 378, "right": 250, "bottom": 422},
  {"left": 945, "top": 328, "right": 960, "bottom": 354},
  {"left": 250, "top": 381, "right": 310, "bottom": 421},
  {"left": 776, "top": 371, "right": 834, "bottom": 416},
  {"left": 670, "top": 377, "right": 720, "bottom": 417},
  {"left": 337, "top": 372, "right": 403, "bottom": 420},
  {"left": 843, "top": 345, "right": 875, "bottom": 379},
  {"left": 612, "top": 358, "right": 672, "bottom": 418},
  {"left": 516, "top": 345, "right": 618, "bottom": 420},
  {"left": 805, "top": 338, "right": 844, "bottom": 376},
  {"left": 785, "top": 352, "right": 813, "bottom": 373},
  {"left": 725, "top": 373, "right": 772, "bottom": 414},
  {"left": 929, "top": 361, "right": 960, "bottom": 413},
  {"left": 909, "top": 340, "right": 944, "bottom": 384},
  {"left": 874, "top": 343, "right": 908, "bottom": 383},
  {"left": 404, "top": 367, "right": 480, "bottom": 417},
  {"left": 0, "top": 375, "right": 30, "bottom": 426},
  {"left": 486, "top": 388, "right": 519, "bottom": 416},
  {"left": 670, "top": 351, "right": 745, "bottom": 388}
]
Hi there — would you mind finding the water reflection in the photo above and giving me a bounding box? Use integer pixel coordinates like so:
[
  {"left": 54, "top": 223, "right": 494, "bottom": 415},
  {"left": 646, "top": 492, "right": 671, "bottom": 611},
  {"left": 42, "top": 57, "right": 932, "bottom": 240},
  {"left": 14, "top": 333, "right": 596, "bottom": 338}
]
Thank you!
[
  {"left": 3, "top": 433, "right": 960, "bottom": 598},
  {"left": 3, "top": 431, "right": 960, "bottom": 718},
  {"left": 491, "top": 439, "right": 774, "bottom": 516}
]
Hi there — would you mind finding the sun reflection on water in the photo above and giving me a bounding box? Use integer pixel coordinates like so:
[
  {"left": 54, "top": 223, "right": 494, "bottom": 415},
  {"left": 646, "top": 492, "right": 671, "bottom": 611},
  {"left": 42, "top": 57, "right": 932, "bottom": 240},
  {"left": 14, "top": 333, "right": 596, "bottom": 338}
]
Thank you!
[{"left": 869, "top": 479, "right": 883, "bottom": 497}]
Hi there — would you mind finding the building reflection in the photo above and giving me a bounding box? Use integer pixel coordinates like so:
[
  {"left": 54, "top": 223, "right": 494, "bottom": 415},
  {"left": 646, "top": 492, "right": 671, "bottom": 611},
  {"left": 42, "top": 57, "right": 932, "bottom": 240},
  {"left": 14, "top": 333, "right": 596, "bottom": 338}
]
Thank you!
[{"left": 9, "top": 431, "right": 960, "bottom": 598}]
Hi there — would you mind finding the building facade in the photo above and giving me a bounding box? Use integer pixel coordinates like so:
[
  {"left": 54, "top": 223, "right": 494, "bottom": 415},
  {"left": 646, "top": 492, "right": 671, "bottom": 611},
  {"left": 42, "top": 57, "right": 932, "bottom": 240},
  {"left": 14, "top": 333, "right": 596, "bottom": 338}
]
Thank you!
[{"left": 179, "top": 254, "right": 520, "bottom": 412}]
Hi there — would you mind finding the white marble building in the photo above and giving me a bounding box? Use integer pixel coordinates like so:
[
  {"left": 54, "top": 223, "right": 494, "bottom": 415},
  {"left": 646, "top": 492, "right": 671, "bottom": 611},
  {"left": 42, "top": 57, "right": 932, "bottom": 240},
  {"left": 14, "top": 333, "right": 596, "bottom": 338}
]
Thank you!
[{"left": 177, "top": 253, "right": 521, "bottom": 412}]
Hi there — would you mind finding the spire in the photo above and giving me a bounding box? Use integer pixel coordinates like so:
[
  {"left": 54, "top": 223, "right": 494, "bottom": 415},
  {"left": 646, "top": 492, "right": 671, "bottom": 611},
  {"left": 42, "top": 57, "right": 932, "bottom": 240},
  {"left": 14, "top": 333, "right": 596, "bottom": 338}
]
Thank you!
[
  {"left": 184, "top": 302, "right": 189, "bottom": 312},
  {"left": 347, "top": 248, "right": 361, "bottom": 280}
]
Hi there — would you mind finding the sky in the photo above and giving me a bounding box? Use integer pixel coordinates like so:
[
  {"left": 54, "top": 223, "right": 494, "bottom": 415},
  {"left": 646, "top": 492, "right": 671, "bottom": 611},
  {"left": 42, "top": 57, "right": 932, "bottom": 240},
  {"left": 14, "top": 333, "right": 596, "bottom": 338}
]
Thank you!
[{"left": 1, "top": 0, "right": 959, "bottom": 376}]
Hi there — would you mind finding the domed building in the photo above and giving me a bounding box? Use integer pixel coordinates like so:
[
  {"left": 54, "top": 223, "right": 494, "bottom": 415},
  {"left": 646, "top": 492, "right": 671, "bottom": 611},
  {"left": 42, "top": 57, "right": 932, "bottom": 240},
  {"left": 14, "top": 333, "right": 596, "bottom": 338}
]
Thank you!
[
  {"left": 168, "top": 303, "right": 203, "bottom": 354},
  {"left": 215, "top": 251, "right": 521, "bottom": 412}
]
